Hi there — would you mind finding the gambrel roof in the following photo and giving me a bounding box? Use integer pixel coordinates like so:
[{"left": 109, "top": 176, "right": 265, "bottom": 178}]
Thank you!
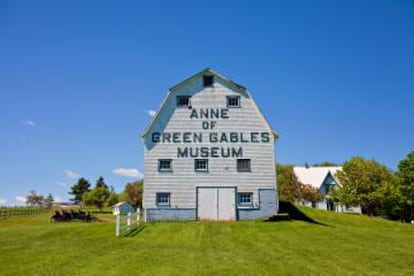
[
  {"left": 293, "top": 166, "right": 342, "bottom": 189},
  {"left": 141, "top": 68, "right": 278, "bottom": 139}
]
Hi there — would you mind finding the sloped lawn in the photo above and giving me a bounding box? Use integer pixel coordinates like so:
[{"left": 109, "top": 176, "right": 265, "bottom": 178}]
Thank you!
[{"left": 0, "top": 207, "right": 413, "bottom": 275}]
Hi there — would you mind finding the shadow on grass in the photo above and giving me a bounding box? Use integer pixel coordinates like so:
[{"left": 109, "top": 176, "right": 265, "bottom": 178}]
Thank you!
[
  {"left": 266, "top": 201, "right": 331, "bottom": 227},
  {"left": 123, "top": 224, "right": 147, "bottom": 237}
]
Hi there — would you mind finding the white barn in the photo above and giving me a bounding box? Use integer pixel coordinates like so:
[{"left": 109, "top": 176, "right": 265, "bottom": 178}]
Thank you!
[
  {"left": 142, "top": 68, "right": 278, "bottom": 221},
  {"left": 293, "top": 166, "right": 361, "bottom": 213}
]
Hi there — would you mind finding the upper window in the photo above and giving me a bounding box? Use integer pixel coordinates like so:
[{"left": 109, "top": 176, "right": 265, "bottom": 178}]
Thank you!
[
  {"left": 195, "top": 159, "right": 208, "bottom": 172},
  {"left": 227, "top": 96, "right": 240, "bottom": 108},
  {"left": 177, "top": 96, "right": 191, "bottom": 107},
  {"left": 238, "top": 192, "right": 253, "bottom": 206},
  {"left": 203, "top": 75, "right": 214, "bottom": 87},
  {"left": 237, "top": 159, "right": 251, "bottom": 172},
  {"left": 156, "top": 193, "right": 170, "bottom": 206},
  {"left": 158, "top": 159, "right": 172, "bottom": 172}
]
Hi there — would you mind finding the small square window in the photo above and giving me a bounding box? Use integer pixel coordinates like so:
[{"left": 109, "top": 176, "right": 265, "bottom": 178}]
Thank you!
[
  {"left": 203, "top": 75, "right": 214, "bottom": 87},
  {"left": 156, "top": 193, "right": 170, "bottom": 206},
  {"left": 238, "top": 192, "right": 253, "bottom": 206},
  {"left": 237, "top": 159, "right": 251, "bottom": 172},
  {"left": 158, "top": 159, "right": 172, "bottom": 172},
  {"left": 177, "top": 96, "right": 191, "bottom": 107},
  {"left": 195, "top": 159, "right": 208, "bottom": 172},
  {"left": 227, "top": 96, "right": 240, "bottom": 108}
]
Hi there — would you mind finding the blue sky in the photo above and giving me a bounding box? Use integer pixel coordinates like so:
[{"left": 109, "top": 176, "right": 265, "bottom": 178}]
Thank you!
[{"left": 1, "top": 0, "right": 413, "bottom": 205}]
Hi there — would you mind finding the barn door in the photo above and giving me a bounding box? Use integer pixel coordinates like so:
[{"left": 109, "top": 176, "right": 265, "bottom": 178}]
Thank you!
[{"left": 197, "top": 187, "right": 236, "bottom": 221}]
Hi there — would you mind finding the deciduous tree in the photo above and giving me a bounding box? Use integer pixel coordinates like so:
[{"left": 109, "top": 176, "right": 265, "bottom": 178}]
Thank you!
[
  {"left": 277, "top": 164, "right": 301, "bottom": 202},
  {"left": 335, "top": 157, "right": 394, "bottom": 216},
  {"left": 26, "top": 190, "right": 44, "bottom": 207},
  {"left": 83, "top": 187, "right": 110, "bottom": 210},
  {"left": 396, "top": 151, "right": 414, "bottom": 222},
  {"left": 120, "top": 181, "right": 143, "bottom": 208}
]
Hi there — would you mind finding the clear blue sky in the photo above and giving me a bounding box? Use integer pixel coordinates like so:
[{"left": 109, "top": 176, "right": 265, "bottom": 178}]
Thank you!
[{"left": 1, "top": 0, "right": 413, "bottom": 205}]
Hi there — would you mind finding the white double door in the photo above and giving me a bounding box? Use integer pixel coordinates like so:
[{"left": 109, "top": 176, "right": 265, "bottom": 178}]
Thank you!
[{"left": 197, "top": 187, "right": 236, "bottom": 221}]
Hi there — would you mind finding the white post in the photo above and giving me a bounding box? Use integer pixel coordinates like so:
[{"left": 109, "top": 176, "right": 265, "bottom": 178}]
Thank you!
[
  {"left": 115, "top": 215, "right": 120, "bottom": 237},
  {"left": 137, "top": 208, "right": 140, "bottom": 223},
  {"left": 127, "top": 212, "right": 131, "bottom": 229}
]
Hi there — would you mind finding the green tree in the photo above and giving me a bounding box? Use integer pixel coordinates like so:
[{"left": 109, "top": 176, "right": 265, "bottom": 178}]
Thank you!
[
  {"left": 69, "top": 178, "right": 91, "bottom": 204},
  {"left": 95, "top": 176, "right": 108, "bottom": 189},
  {"left": 313, "top": 161, "right": 339, "bottom": 167},
  {"left": 26, "top": 190, "right": 44, "bottom": 207},
  {"left": 44, "top": 193, "right": 54, "bottom": 209},
  {"left": 106, "top": 191, "right": 120, "bottom": 207},
  {"left": 396, "top": 151, "right": 414, "bottom": 222},
  {"left": 277, "top": 164, "right": 301, "bottom": 202},
  {"left": 299, "top": 184, "right": 325, "bottom": 207},
  {"left": 120, "top": 180, "right": 143, "bottom": 208},
  {"left": 82, "top": 187, "right": 110, "bottom": 211},
  {"left": 335, "top": 157, "right": 394, "bottom": 216}
]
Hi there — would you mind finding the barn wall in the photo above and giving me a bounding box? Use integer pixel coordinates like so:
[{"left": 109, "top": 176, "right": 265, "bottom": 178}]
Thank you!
[{"left": 143, "top": 73, "right": 277, "bottom": 220}]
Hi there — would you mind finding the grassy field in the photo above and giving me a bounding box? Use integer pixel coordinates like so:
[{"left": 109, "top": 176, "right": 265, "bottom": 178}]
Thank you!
[{"left": 0, "top": 207, "right": 413, "bottom": 276}]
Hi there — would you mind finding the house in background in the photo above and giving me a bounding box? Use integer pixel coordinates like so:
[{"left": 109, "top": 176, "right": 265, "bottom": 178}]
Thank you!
[
  {"left": 142, "top": 68, "right": 278, "bottom": 221},
  {"left": 112, "top": 201, "right": 135, "bottom": 216},
  {"left": 293, "top": 166, "right": 361, "bottom": 213}
]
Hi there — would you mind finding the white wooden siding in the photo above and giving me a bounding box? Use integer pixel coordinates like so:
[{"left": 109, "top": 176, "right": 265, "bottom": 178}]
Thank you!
[{"left": 143, "top": 75, "right": 277, "bottom": 209}]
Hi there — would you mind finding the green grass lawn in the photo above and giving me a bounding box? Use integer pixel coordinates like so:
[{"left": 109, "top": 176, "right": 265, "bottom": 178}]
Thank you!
[{"left": 0, "top": 207, "right": 413, "bottom": 276}]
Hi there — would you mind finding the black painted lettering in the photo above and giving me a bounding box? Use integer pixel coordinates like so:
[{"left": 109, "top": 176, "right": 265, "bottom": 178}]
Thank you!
[
  {"left": 190, "top": 109, "right": 198, "bottom": 119},
  {"left": 240, "top": 132, "right": 249, "bottom": 143},
  {"left": 261, "top": 132, "right": 270, "bottom": 143},
  {"left": 221, "top": 109, "right": 229, "bottom": 119},
  {"left": 194, "top": 133, "right": 203, "bottom": 143},
  {"left": 200, "top": 147, "right": 209, "bottom": 158},
  {"left": 152, "top": 132, "right": 160, "bottom": 143},
  {"left": 211, "top": 109, "right": 219, "bottom": 118},
  {"left": 232, "top": 147, "right": 243, "bottom": 158},
  {"left": 183, "top": 132, "right": 191, "bottom": 143},
  {"left": 190, "top": 147, "right": 199, "bottom": 157},
  {"left": 177, "top": 147, "right": 188, "bottom": 158},
  {"left": 221, "top": 147, "right": 230, "bottom": 157},
  {"left": 211, "top": 147, "right": 219, "bottom": 158},
  {"left": 200, "top": 109, "right": 209, "bottom": 119},
  {"left": 220, "top": 133, "right": 228, "bottom": 143},
  {"left": 230, "top": 132, "right": 238, "bottom": 143},
  {"left": 162, "top": 133, "right": 171, "bottom": 143},
  {"left": 251, "top": 132, "right": 259, "bottom": 143},
  {"left": 173, "top": 132, "right": 180, "bottom": 143},
  {"left": 210, "top": 132, "right": 218, "bottom": 143}
]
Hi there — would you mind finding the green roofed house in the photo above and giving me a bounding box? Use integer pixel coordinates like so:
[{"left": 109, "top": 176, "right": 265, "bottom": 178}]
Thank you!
[{"left": 141, "top": 69, "right": 279, "bottom": 221}]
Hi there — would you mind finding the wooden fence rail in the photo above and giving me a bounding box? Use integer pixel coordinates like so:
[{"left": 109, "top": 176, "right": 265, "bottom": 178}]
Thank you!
[
  {"left": 115, "top": 208, "right": 141, "bottom": 237},
  {"left": 0, "top": 208, "right": 46, "bottom": 219}
]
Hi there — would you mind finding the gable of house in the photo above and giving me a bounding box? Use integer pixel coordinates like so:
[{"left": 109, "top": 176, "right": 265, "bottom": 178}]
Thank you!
[{"left": 293, "top": 166, "right": 342, "bottom": 194}]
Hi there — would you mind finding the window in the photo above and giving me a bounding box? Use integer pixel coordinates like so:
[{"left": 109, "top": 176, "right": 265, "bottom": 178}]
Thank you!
[
  {"left": 237, "top": 159, "right": 251, "bottom": 172},
  {"left": 156, "top": 193, "right": 170, "bottom": 206},
  {"left": 158, "top": 159, "right": 172, "bottom": 172},
  {"left": 238, "top": 192, "right": 253, "bottom": 206},
  {"left": 203, "top": 75, "right": 214, "bottom": 87},
  {"left": 195, "top": 159, "right": 208, "bottom": 172},
  {"left": 227, "top": 96, "right": 240, "bottom": 108},
  {"left": 177, "top": 96, "right": 191, "bottom": 107}
]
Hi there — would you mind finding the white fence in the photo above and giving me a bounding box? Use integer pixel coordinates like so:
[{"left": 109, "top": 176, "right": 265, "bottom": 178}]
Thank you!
[{"left": 115, "top": 208, "right": 140, "bottom": 237}]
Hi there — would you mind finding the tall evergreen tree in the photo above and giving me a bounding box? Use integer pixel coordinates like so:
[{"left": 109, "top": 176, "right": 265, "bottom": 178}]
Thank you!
[
  {"left": 69, "top": 178, "right": 91, "bottom": 204},
  {"left": 95, "top": 176, "right": 108, "bottom": 189}
]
